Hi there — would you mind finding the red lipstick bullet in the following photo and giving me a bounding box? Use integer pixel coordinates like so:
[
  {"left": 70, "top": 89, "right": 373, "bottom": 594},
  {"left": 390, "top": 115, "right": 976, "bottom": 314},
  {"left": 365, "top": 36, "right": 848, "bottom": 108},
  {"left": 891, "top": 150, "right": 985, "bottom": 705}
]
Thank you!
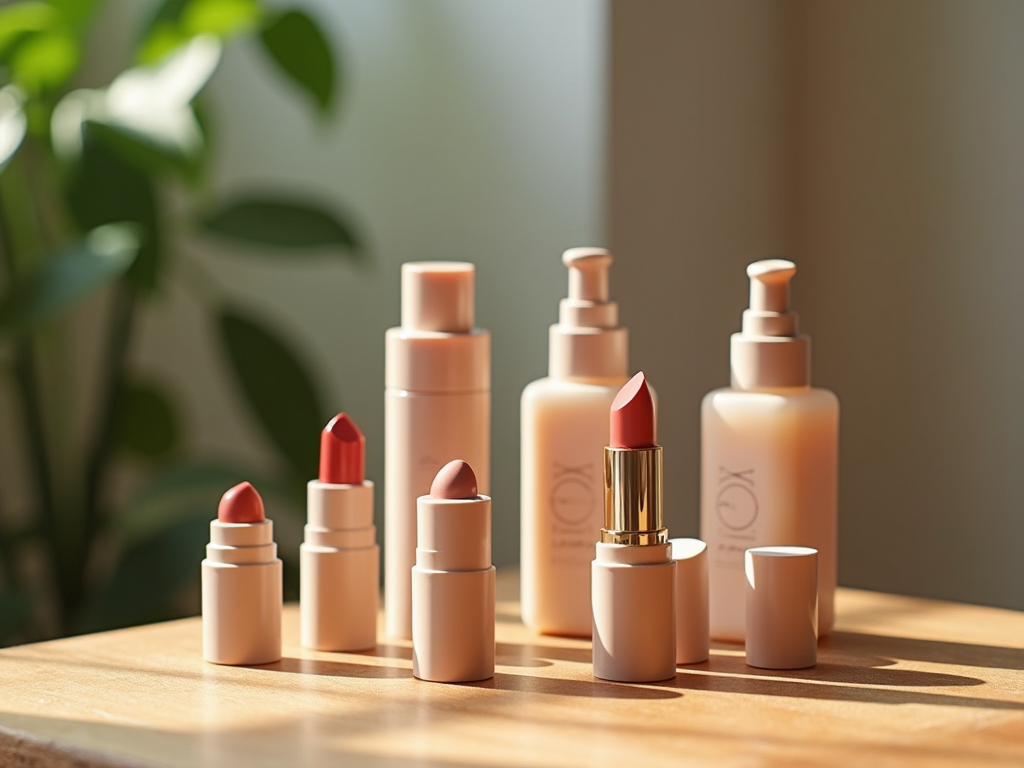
[
  {"left": 217, "top": 481, "right": 266, "bottom": 523},
  {"left": 610, "top": 371, "right": 656, "bottom": 448},
  {"left": 319, "top": 413, "right": 365, "bottom": 485}
]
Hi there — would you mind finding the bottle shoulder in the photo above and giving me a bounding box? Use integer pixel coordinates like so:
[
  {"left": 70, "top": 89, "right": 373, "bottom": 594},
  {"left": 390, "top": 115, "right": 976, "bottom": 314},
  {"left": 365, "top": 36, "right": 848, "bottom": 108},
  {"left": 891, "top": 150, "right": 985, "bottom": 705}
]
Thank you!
[
  {"left": 522, "top": 376, "right": 628, "bottom": 400},
  {"left": 703, "top": 386, "right": 838, "bottom": 415}
]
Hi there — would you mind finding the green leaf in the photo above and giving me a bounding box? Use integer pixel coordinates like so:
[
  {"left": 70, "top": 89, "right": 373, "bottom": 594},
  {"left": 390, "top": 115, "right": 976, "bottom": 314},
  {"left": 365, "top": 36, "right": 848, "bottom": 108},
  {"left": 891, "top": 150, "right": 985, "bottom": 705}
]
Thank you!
[
  {"left": 0, "top": 86, "right": 26, "bottom": 171},
  {"left": 113, "top": 381, "right": 181, "bottom": 459},
  {"left": 219, "top": 308, "right": 323, "bottom": 479},
  {"left": 86, "top": 118, "right": 204, "bottom": 182},
  {"left": 8, "top": 27, "right": 79, "bottom": 95},
  {"left": 0, "top": 223, "right": 139, "bottom": 333},
  {"left": 0, "top": 3, "right": 58, "bottom": 59},
  {"left": 259, "top": 9, "right": 335, "bottom": 114},
  {"left": 138, "top": 0, "right": 258, "bottom": 64},
  {"left": 183, "top": 0, "right": 259, "bottom": 37},
  {"left": 49, "top": 0, "right": 103, "bottom": 29},
  {"left": 52, "top": 36, "right": 220, "bottom": 181},
  {"left": 101, "top": 35, "right": 219, "bottom": 176},
  {"left": 64, "top": 130, "right": 163, "bottom": 291},
  {"left": 200, "top": 197, "right": 360, "bottom": 251}
]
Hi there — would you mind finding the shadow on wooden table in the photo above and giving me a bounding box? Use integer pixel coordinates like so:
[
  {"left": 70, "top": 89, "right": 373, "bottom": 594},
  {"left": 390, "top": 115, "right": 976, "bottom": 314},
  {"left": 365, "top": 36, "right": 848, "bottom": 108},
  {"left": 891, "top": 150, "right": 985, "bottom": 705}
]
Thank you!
[
  {"left": 702, "top": 653, "right": 986, "bottom": 687},
  {"left": 261, "top": 657, "right": 408, "bottom": 679},
  {"left": 826, "top": 631, "right": 1024, "bottom": 670},
  {"left": 465, "top": 672, "right": 682, "bottom": 700},
  {"left": 663, "top": 667, "right": 1024, "bottom": 710}
]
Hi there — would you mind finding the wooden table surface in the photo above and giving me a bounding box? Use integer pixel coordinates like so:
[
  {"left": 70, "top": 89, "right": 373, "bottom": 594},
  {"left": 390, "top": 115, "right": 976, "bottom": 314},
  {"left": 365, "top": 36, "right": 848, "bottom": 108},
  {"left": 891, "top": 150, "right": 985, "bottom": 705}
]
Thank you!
[{"left": 0, "top": 569, "right": 1021, "bottom": 768}]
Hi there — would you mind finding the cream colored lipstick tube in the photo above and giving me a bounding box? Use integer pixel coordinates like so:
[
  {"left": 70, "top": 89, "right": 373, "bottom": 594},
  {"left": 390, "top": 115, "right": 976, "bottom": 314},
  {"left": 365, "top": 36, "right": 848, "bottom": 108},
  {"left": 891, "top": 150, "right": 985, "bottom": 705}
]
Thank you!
[
  {"left": 412, "top": 493, "right": 495, "bottom": 683},
  {"left": 300, "top": 480, "right": 378, "bottom": 651},
  {"left": 202, "top": 520, "right": 282, "bottom": 666},
  {"left": 592, "top": 541, "right": 676, "bottom": 682},
  {"left": 385, "top": 263, "right": 490, "bottom": 639}
]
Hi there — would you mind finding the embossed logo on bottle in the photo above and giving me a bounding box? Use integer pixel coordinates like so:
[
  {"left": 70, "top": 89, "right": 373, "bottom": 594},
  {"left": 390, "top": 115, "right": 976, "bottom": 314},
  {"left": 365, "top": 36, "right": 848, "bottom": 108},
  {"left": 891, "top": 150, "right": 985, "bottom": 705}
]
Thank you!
[
  {"left": 714, "top": 465, "right": 757, "bottom": 569},
  {"left": 549, "top": 462, "right": 597, "bottom": 564},
  {"left": 715, "top": 466, "right": 758, "bottom": 530}
]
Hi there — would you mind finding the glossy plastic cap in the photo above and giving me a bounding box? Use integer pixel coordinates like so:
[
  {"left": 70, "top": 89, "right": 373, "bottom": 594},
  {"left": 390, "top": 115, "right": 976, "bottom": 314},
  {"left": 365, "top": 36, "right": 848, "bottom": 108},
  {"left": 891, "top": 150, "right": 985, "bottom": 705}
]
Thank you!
[
  {"left": 671, "top": 538, "right": 709, "bottom": 665},
  {"left": 745, "top": 546, "right": 818, "bottom": 669},
  {"left": 402, "top": 262, "right": 475, "bottom": 333}
]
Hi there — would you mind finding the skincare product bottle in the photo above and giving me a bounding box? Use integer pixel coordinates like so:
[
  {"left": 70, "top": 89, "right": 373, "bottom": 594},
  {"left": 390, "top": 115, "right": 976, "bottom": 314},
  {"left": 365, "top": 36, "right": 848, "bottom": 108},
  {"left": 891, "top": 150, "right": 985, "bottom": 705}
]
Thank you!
[
  {"left": 592, "top": 372, "right": 676, "bottom": 683},
  {"left": 521, "top": 248, "right": 629, "bottom": 637},
  {"left": 385, "top": 262, "right": 490, "bottom": 639},
  {"left": 701, "top": 260, "right": 838, "bottom": 642}
]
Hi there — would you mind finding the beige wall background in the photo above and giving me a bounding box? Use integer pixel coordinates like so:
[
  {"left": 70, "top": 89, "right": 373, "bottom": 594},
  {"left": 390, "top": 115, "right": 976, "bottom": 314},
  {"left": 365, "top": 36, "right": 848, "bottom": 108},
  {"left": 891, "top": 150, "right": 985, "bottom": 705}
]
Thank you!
[{"left": 611, "top": 0, "right": 1023, "bottom": 610}]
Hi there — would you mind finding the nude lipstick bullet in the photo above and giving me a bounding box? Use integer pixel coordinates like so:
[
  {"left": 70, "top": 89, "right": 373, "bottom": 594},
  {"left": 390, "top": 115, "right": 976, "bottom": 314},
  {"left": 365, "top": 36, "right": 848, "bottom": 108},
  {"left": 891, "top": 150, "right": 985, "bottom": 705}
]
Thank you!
[
  {"left": 202, "top": 481, "right": 283, "bottom": 665},
  {"left": 300, "top": 413, "right": 379, "bottom": 651},
  {"left": 591, "top": 372, "right": 676, "bottom": 682}
]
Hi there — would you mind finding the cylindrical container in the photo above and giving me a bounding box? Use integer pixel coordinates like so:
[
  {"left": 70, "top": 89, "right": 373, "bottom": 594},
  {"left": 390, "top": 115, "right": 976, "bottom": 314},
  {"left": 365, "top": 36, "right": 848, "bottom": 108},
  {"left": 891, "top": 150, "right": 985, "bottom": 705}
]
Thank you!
[
  {"left": 745, "top": 546, "right": 818, "bottom": 669},
  {"left": 593, "top": 541, "right": 676, "bottom": 681},
  {"left": 301, "top": 413, "right": 379, "bottom": 651},
  {"left": 521, "top": 248, "right": 630, "bottom": 637},
  {"left": 385, "top": 262, "right": 490, "bottom": 639},
  {"left": 202, "top": 483, "right": 282, "bottom": 666},
  {"left": 670, "top": 537, "right": 709, "bottom": 665},
  {"left": 701, "top": 260, "right": 838, "bottom": 642},
  {"left": 301, "top": 481, "right": 378, "bottom": 651},
  {"left": 591, "top": 373, "right": 676, "bottom": 683},
  {"left": 412, "top": 460, "right": 495, "bottom": 683}
]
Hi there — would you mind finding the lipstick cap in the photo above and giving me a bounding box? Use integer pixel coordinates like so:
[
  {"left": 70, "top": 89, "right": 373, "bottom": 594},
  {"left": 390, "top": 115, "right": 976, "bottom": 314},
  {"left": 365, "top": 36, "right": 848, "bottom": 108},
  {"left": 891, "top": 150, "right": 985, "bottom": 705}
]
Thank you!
[
  {"left": 670, "top": 538, "right": 709, "bottom": 665},
  {"left": 744, "top": 546, "right": 818, "bottom": 669}
]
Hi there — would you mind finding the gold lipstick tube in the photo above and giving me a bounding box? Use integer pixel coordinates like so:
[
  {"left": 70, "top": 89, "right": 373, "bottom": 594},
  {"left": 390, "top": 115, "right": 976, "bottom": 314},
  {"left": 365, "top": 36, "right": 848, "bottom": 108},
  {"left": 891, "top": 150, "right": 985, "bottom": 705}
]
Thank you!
[{"left": 601, "top": 446, "right": 668, "bottom": 546}]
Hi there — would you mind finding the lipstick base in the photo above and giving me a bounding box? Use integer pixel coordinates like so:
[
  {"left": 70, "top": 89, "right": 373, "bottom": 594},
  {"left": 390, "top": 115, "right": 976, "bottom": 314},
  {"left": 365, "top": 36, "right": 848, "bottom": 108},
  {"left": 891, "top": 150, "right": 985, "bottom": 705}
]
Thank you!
[
  {"left": 300, "top": 543, "right": 379, "bottom": 651},
  {"left": 591, "top": 542, "right": 676, "bottom": 682},
  {"left": 202, "top": 559, "right": 282, "bottom": 666},
  {"left": 412, "top": 565, "right": 495, "bottom": 683}
]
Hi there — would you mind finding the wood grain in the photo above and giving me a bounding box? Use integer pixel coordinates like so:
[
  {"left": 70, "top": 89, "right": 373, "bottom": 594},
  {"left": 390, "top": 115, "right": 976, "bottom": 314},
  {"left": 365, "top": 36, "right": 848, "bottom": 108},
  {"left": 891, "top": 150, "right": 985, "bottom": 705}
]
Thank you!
[{"left": 0, "top": 570, "right": 1020, "bottom": 767}]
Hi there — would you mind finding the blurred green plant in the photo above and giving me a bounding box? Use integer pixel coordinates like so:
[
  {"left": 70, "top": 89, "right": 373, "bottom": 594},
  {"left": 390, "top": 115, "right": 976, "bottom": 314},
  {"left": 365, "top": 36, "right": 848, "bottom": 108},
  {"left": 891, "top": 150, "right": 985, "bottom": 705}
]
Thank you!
[{"left": 0, "top": 0, "right": 360, "bottom": 642}]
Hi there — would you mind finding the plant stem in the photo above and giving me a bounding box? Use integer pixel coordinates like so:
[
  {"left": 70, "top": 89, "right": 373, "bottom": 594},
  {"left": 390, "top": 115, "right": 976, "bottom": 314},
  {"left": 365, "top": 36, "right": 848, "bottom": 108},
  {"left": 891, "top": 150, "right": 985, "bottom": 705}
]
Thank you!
[
  {"left": 81, "top": 279, "right": 137, "bottom": 583},
  {"left": 0, "top": 189, "right": 56, "bottom": 615}
]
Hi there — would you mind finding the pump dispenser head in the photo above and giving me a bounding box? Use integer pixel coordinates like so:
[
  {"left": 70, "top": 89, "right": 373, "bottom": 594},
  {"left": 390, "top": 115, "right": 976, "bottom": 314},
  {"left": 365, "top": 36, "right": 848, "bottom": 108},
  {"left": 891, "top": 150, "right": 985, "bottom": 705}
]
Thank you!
[
  {"left": 743, "top": 259, "right": 799, "bottom": 337},
  {"left": 549, "top": 248, "right": 628, "bottom": 379},
  {"left": 730, "top": 259, "right": 810, "bottom": 390}
]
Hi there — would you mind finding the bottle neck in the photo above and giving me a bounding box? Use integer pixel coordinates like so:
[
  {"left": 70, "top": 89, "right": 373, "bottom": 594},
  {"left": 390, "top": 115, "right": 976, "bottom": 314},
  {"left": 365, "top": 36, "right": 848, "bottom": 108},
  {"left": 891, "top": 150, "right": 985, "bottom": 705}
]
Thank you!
[
  {"left": 549, "top": 325, "right": 628, "bottom": 380},
  {"left": 730, "top": 332, "right": 810, "bottom": 390}
]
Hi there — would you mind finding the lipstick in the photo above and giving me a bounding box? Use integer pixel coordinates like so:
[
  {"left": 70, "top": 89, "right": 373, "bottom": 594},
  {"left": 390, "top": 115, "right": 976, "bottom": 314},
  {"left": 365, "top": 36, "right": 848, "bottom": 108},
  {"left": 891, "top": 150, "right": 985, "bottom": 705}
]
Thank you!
[
  {"left": 412, "top": 460, "right": 495, "bottom": 683},
  {"left": 592, "top": 372, "right": 677, "bottom": 682},
  {"left": 202, "top": 481, "right": 283, "bottom": 665},
  {"left": 300, "top": 413, "right": 379, "bottom": 651}
]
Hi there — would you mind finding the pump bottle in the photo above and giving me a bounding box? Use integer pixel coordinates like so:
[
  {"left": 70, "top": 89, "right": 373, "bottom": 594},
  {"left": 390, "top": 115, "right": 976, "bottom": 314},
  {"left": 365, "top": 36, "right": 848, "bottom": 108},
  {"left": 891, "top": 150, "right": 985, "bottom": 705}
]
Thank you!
[
  {"left": 520, "top": 248, "right": 629, "bottom": 637},
  {"left": 700, "top": 260, "right": 838, "bottom": 642}
]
